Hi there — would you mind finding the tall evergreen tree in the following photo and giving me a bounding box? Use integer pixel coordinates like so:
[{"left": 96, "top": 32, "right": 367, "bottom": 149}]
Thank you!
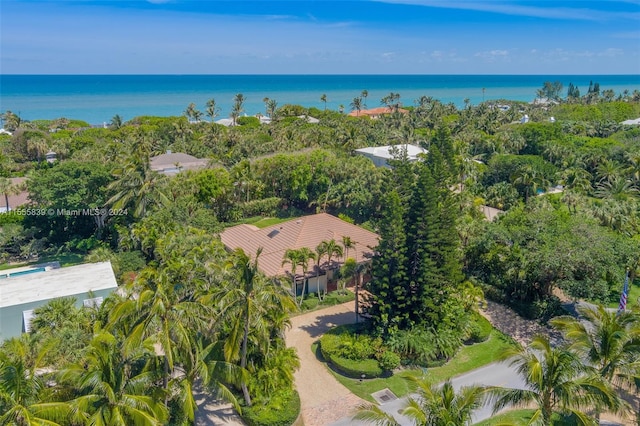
[
  {"left": 406, "top": 163, "right": 440, "bottom": 326},
  {"left": 366, "top": 189, "right": 409, "bottom": 335}
]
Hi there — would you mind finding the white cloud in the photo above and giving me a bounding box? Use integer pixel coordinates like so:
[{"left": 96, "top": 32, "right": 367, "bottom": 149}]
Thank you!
[
  {"left": 373, "top": 0, "right": 640, "bottom": 22},
  {"left": 475, "top": 49, "right": 510, "bottom": 61}
]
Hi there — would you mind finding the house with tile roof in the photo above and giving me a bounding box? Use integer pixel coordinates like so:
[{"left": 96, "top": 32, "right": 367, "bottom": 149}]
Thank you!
[
  {"left": 220, "top": 213, "right": 379, "bottom": 295},
  {"left": 348, "top": 106, "right": 409, "bottom": 118},
  {"left": 0, "top": 177, "right": 29, "bottom": 213}
]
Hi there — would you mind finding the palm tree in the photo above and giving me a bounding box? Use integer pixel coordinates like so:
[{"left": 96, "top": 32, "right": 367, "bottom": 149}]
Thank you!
[
  {"left": 59, "top": 330, "right": 168, "bottom": 426},
  {"left": 211, "top": 248, "right": 296, "bottom": 406},
  {"left": 314, "top": 243, "right": 328, "bottom": 301},
  {"left": 341, "top": 235, "right": 356, "bottom": 263},
  {"left": 361, "top": 90, "right": 369, "bottom": 109},
  {"left": 355, "top": 261, "right": 372, "bottom": 323},
  {"left": 282, "top": 248, "right": 304, "bottom": 307},
  {"left": 0, "top": 336, "right": 71, "bottom": 426},
  {"left": 551, "top": 305, "right": 640, "bottom": 417},
  {"left": 109, "top": 114, "right": 123, "bottom": 130},
  {"left": 350, "top": 97, "right": 363, "bottom": 117},
  {"left": 266, "top": 99, "right": 278, "bottom": 121},
  {"left": 355, "top": 378, "right": 487, "bottom": 426},
  {"left": 511, "top": 165, "right": 548, "bottom": 202},
  {"left": 0, "top": 177, "right": 19, "bottom": 212},
  {"left": 320, "top": 94, "right": 328, "bottom": 111},
  {"left": 106, "top": 141, "right": 169, "bottom": 218},
  {"left": 107, "top": 266, "right": 208, "bottom": 399},
  {"left": 551, "top": 304, "right": 640, "bottom": 419},
  {"left": 321, "top": 239, "right": 343, "bottom": 275},
  {"left": 205, "top": 98, "right": 220, "bottom": 122},
  {"left": 27, "top": 137, "right": 49, "bottom": 162},
  {"left": 217, "top": 248, "right": 259, "bottom": 406},
  {"left": 487, "top": 335, "right": 623, "bottom": 426},
  {"left": 184, "top": 102, "right": 198, "bottom": 122},
  {"left": 230, "top": 93, "right": 245, "bottom": 126}
]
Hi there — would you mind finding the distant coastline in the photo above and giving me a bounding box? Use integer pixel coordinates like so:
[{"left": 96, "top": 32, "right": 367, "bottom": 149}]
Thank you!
[{"left": 2, "top": 74, "right": 639, "bottom": 124}]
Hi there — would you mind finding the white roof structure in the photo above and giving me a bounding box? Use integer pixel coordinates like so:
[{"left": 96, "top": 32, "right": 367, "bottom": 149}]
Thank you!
[
  {"left": 621, "top": 118, "right": 640, "bottom": 125},
  {"left": 297, "top": 115, "right": 320, "bottom": 124},
  {"left": 0, "top": 262, "right": 118, "bottom": 308},
  {"left": 215, "top": 118, "right": 234, "bottom": 126},
  {"left": 355, "top": 144, "right": 427, "bottom": 160},
  {"left": 355, "top": 144, "right": 427, "bottom": 168}
]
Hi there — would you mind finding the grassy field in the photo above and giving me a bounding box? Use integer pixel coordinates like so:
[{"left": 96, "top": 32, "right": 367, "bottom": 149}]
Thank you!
[{"left": 317, "top": 330, "right": 519, "bottom": 403}]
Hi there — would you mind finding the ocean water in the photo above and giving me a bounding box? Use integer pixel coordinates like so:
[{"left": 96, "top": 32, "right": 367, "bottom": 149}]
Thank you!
[{"left": 1, "top": 75, "right": 639, "bottom": 125}]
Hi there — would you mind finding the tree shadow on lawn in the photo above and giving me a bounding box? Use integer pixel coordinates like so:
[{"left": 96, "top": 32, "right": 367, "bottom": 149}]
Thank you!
[{"left": 298, "top": 310, "right": 357, "bottom": 339}]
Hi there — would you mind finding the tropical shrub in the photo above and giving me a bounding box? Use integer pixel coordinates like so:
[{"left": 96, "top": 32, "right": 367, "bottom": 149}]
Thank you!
[
  {"left": 376, "top": 350, "right": 401, "bottom": 371},
  {"left": 467, "top": 313, "right": 492, "bottom": 343},
  {"left": 301, "top": 297, "right": 318, "bottom": 310},
  {"left": 319, "top": 324, "right": 390, "bottom": 377},
  {"left": 241, "top": 389, "right": 301, "bottom": 426}
]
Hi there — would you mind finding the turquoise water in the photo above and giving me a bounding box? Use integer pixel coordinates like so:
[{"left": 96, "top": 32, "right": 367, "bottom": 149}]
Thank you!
[{"left": 1, "top": 75, "right": 639, "bottom": 125}]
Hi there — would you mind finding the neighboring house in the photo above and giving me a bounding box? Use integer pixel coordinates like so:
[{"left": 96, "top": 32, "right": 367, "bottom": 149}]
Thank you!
[
  {"left": 0, "top": 177, "right": 29, "bottom": 213},
  {"left": 621, "top": 118, "right": 640, "bottom": 125},
  {"left": 480, "top": 205, "right": 504, "bottom": 222},
  {"left": 348, "top": 106, "right": 409, "bottom": 118},
  {"left": 0, "top": 261, "right": 119, "bottom": 340},
  {"left": 297, "top": 115, "right": 320, "bottom": 123},
  {"left": 220, "top": 213, "right": 379, "bottom": 295},
  {"left": 355, "top": 144, "right": 428, "bottom": 168},
  {"left": 150, "top": 151, "right": 209, "bottom": 175}
]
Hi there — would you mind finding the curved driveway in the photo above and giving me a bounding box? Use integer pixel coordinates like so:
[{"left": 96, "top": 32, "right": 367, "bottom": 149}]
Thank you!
[{"left": 285, "top": 301, "right": 367, "bottom": 426}]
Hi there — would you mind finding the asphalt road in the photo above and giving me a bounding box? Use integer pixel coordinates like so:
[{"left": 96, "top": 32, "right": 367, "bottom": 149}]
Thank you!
[{"left": 329, "top": 360, "right": 527, "bottom": 426}]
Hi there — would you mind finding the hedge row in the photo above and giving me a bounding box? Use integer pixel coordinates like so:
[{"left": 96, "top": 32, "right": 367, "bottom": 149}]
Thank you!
[{"left": 327, "top": 354, "right": 384, "bottom": 379}]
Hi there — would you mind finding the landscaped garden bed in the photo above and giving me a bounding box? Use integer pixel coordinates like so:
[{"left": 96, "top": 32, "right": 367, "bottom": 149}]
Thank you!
[{"left": 315, "top": 328, "right": 519, "bottom": 403}]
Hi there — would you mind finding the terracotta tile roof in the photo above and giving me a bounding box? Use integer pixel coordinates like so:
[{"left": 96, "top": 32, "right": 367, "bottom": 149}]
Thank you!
[
  {"left": 0, "top": 177, "right": 29, "bottom": 211},
  {"left": 348, "top": 107, "right": 409, "bottom": 117},
  {"left": 220, "top": 213, "right": 379, "bottom": 278}
]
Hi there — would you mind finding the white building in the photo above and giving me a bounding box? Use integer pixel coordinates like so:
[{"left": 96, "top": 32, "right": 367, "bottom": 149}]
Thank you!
[
  {"left": 0, "top": 262, "right": 118, "bottom": 340},
  {"left": 354, "top": 144, "right": 428, "bottom": 168}
]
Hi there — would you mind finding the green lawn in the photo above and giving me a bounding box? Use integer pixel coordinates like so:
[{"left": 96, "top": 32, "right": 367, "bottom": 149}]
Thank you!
[
  {"left": 473, "top": 409, "right": 574, "bottom": 425},
  {"left": 317, "top": 330, "right": 519, "bottom": 403},
  {"left": 237, "top": 216, "right": 293, "bottom": 229},
  {"left": 607, "top": 279, "right": 640, "bottom": 311}
]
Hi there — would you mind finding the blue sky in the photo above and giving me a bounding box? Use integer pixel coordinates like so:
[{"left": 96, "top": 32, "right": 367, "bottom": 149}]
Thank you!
[{"left": 1, "top": 0, "right": 639, "bottom": 74}]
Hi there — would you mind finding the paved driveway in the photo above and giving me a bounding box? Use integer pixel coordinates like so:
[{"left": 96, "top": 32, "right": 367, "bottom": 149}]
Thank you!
[{"left": 285, "top": 301, "right": 368, "bottom": 426}]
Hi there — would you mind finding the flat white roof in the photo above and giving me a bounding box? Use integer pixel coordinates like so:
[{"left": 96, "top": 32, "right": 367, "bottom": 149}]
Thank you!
[
  {"left": 0, "top": 262, "right": 118, "bottom": 308},
  {"left": 355, "top": 144, "right": 427, "bottom": 160}
]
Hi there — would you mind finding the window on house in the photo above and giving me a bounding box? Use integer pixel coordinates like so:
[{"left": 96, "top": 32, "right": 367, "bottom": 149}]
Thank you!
[{"left": 23, "top": 309, "right": 35, "bottom": 333}]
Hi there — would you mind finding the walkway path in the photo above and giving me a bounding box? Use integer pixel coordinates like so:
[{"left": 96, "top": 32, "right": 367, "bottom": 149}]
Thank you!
[
  {"left": 285, "top": 301, "right": 368, "bottom": 426},
  {"left": 480, "top": 300, "right": 563, "bottom": 346}
]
